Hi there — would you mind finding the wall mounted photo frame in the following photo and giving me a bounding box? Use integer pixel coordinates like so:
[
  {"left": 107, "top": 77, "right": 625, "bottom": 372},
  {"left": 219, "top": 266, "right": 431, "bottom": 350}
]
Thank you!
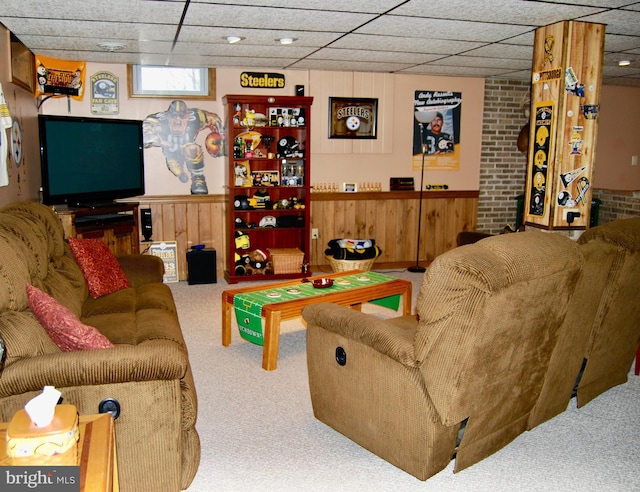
[
  {"left": 329, "top": 97, "right": 378, "bottom": 139},
  {"left": 10, "top": 33, "right": 35, "bottom": 93}
]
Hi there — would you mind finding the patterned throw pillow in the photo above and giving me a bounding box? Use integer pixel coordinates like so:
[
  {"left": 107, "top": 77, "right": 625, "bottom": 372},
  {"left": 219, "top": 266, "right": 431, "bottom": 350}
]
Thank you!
[
  {"left": 26, "top": 284, "right": 114, "bottom": 351},
  {"left": 68, "top": 237, "right": 130, "bottom": 298}
]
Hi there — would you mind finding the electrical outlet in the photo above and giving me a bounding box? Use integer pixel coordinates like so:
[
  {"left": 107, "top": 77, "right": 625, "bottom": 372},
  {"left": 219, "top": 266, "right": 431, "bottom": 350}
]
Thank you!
[
  {"left": 632, "top": 155, "right": 638, "bottom": 166},
  {"left": 311, "top": 228, "right": 319, "bottom": 240}
]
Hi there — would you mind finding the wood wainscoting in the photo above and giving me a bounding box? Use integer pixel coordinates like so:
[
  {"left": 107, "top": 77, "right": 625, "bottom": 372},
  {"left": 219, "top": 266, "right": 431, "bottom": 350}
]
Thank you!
[
  {"left": 129, "top": 195, "right": 227, "bottom": 282},
  {"left": 127, "top": 191, "right": 478, "bottom": 281},
  {"left": 311, "top": 190, "right": 478, "bottom": 271}
]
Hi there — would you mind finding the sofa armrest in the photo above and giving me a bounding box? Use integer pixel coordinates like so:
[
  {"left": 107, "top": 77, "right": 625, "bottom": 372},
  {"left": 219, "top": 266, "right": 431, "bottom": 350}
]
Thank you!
[
  {"left": 117, "top": 254, "right": 164, "bottom": 287},
  {"left": 302, "top": 303, "right": 417, "bottom": 366},
  {"left": 0, "top": 340, "right": 188, "bottom": 398}
]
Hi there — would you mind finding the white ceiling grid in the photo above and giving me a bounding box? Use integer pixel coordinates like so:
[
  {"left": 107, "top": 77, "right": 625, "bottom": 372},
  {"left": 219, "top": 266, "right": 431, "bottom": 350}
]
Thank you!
[{"left": 0, "top": 0, "right": 638, "bottom": 85}]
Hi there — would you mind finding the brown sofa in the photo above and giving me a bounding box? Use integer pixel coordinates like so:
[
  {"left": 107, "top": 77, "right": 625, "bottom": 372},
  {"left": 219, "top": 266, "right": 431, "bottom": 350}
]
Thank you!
[
  {"left": 303, "top": 230, "right": 584, "bottom": 480},
  {"left": 0, "top": 201, "right": 199, "bottom": 491}
]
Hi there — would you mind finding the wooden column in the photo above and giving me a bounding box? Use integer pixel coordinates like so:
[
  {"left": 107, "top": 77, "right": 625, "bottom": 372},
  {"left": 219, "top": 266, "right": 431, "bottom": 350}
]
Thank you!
[{"left": 524, "top": 21, "right": 605, "bottom": 230}]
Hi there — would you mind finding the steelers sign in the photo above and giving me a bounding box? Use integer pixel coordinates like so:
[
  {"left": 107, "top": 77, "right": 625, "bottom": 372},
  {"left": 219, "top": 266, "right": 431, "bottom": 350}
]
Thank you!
[{"left": 329, "top": 97, "right": 377, "bottom": 139}]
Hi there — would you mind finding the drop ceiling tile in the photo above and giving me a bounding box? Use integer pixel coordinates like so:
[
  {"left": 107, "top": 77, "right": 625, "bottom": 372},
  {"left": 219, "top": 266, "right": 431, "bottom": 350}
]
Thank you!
[
  {"left": 399, "top": 64, "right": 509, "bottom": 77},
  {"left": 172, "top": 41, "right": 318, "bottom": 60},
  {"left": 178, "top": 25, "right": 341, "bottom": 47},
  {"left": 503, "top": 31, "right": 537, "bottom": 46},
  {"left": 0, "top": 0, "right": 182, "bottom": 23},
  {"left": 358, "top": 17, "right": 532, "bottom": 43},
  {"left": 306, "top": 47, "right": 442, "bottom": 64},
  {"left": 392, "top": 0, "right": 602, "bottom": 26},
  {"left": 290, "top": 59, "right": 413, "bottom": 72},
  {"left": 604, "top": 33, "right": 640, "bottom": 52},
  {"left": 434, "top": 55, "right": 532, "bottom": 70},
  {"left": 537, "top": 0, "right": 633, "bottom": 7},
  {"left": 330, "top": 33, "right": 486, "bottom": 54},
  {"left": 602, "top": 64, "right": 640, "bottom": 77},
  {"left": 192, "top": 0, "right": 404, "bottom": 13},
  {"left": 464, "top": 43, "right": 533, "bottom": 60},
  {"left": 184, "top": 4, "right": 376, "bottom": 31},
  {"left": 580, "top": 9, "right": 640, "bottom": 36},
  {"left": 0, "top": 18, "right": 176, "bottom": 42},
  {"left": 603, "top": 52, "right": 640, "bottom": 65}
]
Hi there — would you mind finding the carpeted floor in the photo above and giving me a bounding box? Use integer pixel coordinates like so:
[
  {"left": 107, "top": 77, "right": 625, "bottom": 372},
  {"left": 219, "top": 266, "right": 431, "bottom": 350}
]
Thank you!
[{"left": 171, "top": 270, "right": 640, "bottom": 492}]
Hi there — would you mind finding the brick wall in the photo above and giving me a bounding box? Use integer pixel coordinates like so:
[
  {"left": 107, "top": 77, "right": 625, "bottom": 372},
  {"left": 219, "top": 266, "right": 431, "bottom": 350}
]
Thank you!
[
  {"left": 479, "top": 79, "right": 639, "bottom": 232},
  {"left": 479, "top": 79, "right": 530, "bottom": 234},
  {"left": 592, "top": 189, "right": 640, "bottom": 224}
]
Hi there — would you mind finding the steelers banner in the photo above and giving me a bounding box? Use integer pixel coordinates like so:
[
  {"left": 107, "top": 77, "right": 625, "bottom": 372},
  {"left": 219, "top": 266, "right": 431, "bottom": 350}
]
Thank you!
[
  {"left": 528, "top": 101, "right": 554, "bottom": 216},
  {"left": 35, "top": 55, "right": 86, "bottom": 100}
]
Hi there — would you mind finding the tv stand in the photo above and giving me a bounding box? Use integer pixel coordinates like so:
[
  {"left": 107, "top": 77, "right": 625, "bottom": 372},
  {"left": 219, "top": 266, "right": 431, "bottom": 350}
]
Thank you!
[
  {"left": 57, "top": 202, "right": 140, "bottom": 255},
  {"left": 69, "top": 201, "right": 118, "bottom": 209}
]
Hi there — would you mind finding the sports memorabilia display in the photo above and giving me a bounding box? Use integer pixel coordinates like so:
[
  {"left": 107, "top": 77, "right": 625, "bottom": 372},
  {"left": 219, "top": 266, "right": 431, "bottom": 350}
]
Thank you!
[
  {"left": 524, "top": 20, "right": 605, "bottom": 229},
  {"left": 224, "top": 94, "right": 313, "bottom": 283}
]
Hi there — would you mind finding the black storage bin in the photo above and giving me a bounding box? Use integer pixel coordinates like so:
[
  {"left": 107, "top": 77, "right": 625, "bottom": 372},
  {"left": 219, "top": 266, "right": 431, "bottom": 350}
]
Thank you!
[{"left": 187, "top": 248, "right": 217, "bottom": 284}]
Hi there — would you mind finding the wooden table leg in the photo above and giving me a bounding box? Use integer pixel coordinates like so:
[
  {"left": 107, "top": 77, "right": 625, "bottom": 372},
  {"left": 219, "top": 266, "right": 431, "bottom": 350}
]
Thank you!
[
  {"left": 403, "top": 284, "right": 413, "bottom": 315},
  {"left": 222, "top": 295, "right": 232, "bottom": 347},
  {"left": 262, "top": 310, "right": 282, "bottom": 371}
]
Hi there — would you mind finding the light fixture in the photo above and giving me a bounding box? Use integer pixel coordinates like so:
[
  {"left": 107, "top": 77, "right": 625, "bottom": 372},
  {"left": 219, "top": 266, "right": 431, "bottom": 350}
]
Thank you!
[
  {"left": 225, "top": 36, "right": 245, "bottom": 44},
  {"left": 277, "top": 37, "right": 297, "bottom": 45},
  {"left": 618, "top": 60, "right": 631, "bottom": 67},
  {"left": 408, "top": 110, "right": 438, "bottom": 273},
  {"left": 97, "top": 41, "right": 126, "bottom": 52}
]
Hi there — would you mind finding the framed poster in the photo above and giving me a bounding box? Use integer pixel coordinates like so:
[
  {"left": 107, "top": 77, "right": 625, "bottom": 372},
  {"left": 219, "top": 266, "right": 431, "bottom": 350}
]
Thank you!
[
  {"left": 328, "top": 97, "right": 377, "bottom": 139},
  {"left": 90, "top": 71, "right": 119, "bottom": 115},
  {"left": 149, "top": 241, "right": 179, "bottom": 283}
]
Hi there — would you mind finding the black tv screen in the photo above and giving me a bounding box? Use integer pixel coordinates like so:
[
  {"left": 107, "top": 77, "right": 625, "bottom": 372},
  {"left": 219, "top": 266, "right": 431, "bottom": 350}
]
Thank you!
[{"left": 39, "top": 115, "right": 145, "bottom": 206}]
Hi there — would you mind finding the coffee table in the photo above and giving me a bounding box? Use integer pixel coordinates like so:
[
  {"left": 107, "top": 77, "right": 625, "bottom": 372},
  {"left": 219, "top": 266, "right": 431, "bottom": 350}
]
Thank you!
[{"left": 222, "top": 270, "right": 412, "bottom": 371}]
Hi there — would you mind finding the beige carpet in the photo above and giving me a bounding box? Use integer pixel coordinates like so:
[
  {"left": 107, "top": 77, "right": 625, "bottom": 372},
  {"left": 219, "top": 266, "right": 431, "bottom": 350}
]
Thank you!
[{"left": 170, "top": 270, "right": 640, "bottom": 492}]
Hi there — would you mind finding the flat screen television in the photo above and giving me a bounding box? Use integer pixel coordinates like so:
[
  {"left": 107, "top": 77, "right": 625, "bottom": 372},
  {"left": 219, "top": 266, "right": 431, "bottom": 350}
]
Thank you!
[{"left": 39, "top": 114, "right": 145, "bottom": 207}]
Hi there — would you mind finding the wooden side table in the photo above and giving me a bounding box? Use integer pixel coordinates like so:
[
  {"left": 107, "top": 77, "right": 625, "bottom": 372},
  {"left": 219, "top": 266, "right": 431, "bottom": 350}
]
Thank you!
[{"left": 0, "top": 413, "right": 119, "bottom": 492}]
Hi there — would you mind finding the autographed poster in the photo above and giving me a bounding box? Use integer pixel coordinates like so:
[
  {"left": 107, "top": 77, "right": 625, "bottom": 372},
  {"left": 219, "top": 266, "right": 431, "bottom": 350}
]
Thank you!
[{"left": 413, "top": 90, "right": 462, "bottom": 171}]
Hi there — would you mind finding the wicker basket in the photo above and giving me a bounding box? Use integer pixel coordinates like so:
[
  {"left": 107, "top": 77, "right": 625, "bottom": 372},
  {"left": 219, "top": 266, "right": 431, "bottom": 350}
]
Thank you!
[
  {"left": 325, "top": 255, "right": 377, "bottom": 273},
  {"left": 268, "top": 248, "right": 305, "bottom": 274}
]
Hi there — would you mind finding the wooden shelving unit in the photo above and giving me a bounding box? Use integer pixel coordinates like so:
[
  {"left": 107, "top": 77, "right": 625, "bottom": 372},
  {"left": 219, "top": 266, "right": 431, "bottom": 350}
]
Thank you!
[{"left": 223, "top": 94, "right": 313, "bottom": 283}]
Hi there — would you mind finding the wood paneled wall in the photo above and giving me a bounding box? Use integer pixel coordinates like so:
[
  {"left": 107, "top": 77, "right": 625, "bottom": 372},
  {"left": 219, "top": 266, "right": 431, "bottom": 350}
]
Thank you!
[
  {"left": 130, "top": 195, "right": 227, "bottom": 281},
  {"left": 128, "top": 191, "right": 478, "bottom": 280},
  {"left": 311, "top": 191, "right": 478, "bottom": 269}
]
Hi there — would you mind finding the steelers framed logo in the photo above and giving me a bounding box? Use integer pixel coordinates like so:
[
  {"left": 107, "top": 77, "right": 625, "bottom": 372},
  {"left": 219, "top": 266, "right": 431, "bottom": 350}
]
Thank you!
[{"left": 345, "top": 115, "right": 360, "bottom": 131}]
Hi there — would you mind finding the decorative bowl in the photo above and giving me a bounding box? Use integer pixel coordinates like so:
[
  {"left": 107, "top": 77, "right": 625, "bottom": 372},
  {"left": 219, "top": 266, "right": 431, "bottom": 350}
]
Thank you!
[{"left": 312, "top": 278, "right": 334, "bottom": 289}]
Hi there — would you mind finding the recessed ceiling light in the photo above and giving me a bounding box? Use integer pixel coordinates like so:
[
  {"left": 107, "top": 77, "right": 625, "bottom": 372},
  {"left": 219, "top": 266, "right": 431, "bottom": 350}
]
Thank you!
[
  {"left": 97, "top": 41, "right": 126, "bottom": 52},
  {"left": 225, "top": 36, "right": 245, "bottom": 44},
  {"left": 277, "top": 37, "right": 297, "bottom": 45},
  {"left": 618, "top": 60, "right": 631, "bottom": 67}
]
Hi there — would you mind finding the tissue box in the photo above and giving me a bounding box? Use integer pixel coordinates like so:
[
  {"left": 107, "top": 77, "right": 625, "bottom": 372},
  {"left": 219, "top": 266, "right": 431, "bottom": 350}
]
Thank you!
[{"left": 6, "top": 404, "right": 79, "bottom": 465}]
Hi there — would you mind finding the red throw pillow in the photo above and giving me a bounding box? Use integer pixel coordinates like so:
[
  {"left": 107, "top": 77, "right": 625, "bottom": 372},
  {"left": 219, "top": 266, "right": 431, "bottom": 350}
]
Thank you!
[
  {"left": 26, "top": 284, "right": 114, "bottom": 351},
  {"left": 68, "top": 237, "right": 130, "bottom": 298}
]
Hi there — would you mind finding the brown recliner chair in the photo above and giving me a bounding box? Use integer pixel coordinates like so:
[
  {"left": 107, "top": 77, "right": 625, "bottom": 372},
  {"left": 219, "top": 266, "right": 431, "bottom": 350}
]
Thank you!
[
  {"left": 575, "top": 217, "right": 640, "bottom": 404},
  {"left": 302, "top": 231, "right": 582, "bottom": 480},
  {"left": 529, "top": 217, "right": 640, "bottom": 429}
]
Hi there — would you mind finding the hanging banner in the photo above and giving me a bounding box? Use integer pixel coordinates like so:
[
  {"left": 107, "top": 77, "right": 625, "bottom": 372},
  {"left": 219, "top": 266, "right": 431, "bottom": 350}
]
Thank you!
[
  {"left": 528, "top": 101, "right": 554, "bottom": 216},
  {"left": 35, "top": 55, "right": 85, "bottom": 100},
  {"left": 413, "top": 90, "right": 462, "bottom": 171}
]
